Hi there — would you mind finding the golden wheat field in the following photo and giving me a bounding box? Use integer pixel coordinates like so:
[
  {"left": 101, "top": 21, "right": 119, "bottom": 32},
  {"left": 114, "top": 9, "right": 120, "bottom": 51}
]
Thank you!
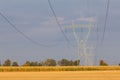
[
  {"left": 0, "top": 66, "right": 120, "bottom": 72},
  {"left": 0, "top": 66, "right": 120, "bottom": 80},
  {"left": 0, "top": 71, "right": 120, "bottom": 80}
]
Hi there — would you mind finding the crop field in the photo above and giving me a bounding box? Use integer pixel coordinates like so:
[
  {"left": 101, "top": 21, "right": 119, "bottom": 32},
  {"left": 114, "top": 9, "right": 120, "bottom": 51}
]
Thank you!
[
  {"left": 0, "top": 66, "right": 120, "bottom": 80},
  {"left": 0, "top": 71, "right": 120, "bottom": 80},
  {"left": 0, "top": 66, "right": 120, "bottom": 72}
]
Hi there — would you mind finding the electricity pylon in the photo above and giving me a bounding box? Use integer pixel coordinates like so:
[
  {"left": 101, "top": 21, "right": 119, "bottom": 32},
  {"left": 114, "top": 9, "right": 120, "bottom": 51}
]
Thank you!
[{"left": 71, "top": 21, "right": 94, "bottom": 66}]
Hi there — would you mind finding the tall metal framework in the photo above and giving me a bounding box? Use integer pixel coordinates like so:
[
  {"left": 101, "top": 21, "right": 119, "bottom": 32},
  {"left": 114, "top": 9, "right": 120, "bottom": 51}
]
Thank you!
[{"left": 71, "top": 21, "right": 94, "bottom": 66}]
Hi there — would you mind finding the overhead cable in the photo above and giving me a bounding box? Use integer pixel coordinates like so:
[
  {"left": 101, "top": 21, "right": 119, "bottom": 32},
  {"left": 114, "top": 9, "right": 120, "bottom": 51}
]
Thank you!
[
  {"left": 48, "top": 0, "right": 74, "bottom": 48},
  {"left": 101, "top": 0, "right": 110, "bottom": 43},
  {"left": 0, "top": 11, "right": 59, "bottom": 47}
]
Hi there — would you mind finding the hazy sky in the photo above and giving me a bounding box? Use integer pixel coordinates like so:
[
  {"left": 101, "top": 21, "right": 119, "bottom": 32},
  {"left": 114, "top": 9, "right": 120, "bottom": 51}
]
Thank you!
[{"left": 0, "top": 0, "right": 120, "bottom": 65}]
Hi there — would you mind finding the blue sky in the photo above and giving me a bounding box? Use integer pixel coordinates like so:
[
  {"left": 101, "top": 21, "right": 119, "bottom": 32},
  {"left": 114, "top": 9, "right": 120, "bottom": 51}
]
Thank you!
[{"left": 0, "top": 0, "right": 120, "bottom": 65}]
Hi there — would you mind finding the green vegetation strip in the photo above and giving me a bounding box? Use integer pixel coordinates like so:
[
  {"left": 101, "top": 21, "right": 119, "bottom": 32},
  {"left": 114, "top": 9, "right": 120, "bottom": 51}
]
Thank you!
[{"left": 0, "top": 66, "right": 120, "bottom": 72}]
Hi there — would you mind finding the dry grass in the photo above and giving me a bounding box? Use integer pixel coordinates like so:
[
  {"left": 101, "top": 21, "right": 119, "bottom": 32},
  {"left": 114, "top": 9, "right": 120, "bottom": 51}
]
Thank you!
[
  {"left": 0, "top": 66, "right": 120, "bottom": 72},
  {"left": 0, "top": 71, "right": 120, "bottom": 80}
]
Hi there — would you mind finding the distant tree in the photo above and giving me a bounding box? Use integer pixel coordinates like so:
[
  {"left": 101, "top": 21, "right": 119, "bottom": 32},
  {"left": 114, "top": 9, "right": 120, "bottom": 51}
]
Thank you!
[
  {"left": 100, "top": 60, "right": 108, "bottom": 66},
  {"left": 39, "top": 61, "right": 44, "bottom": 66},
  {"left": 58, "top": 59, "right": 80, "bottom": 66},
  {"left": 12, "top": 61, "right": 19, "bottom": 66},
  {"left": 74, "top": 60, "right": 80, "bottom": 66},
  {"left": 38, "top": 62, "right": 42, "bottom": 66},
  {"left": 69, "top": 60, "right": 74, "bottom": 66},
  {"left": 23, "top": 61, "right": 30, "bottom": 66},
  {"left": 30, "top": 61, "right": 38, "bottom": 66},
  {"left": 119, "top": 63, "right": 120, "bottom": 66},
  {"left": 43, "top": 59, "right": 56, "bottom": 66},
  {"left": 3, "top": 59, "right": 11, "bottom": 66},
  {"left": 58, "top": 59, "right": 71, "bottom": 66},
  {"left": 0, "top": 60, "right": 1, "bottom": 66}
]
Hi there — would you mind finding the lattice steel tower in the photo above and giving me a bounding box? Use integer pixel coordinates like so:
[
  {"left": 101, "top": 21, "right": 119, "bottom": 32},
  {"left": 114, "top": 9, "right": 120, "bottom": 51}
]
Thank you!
[{"left": 71, "top": 21, "right": 94, "bottom": 66}]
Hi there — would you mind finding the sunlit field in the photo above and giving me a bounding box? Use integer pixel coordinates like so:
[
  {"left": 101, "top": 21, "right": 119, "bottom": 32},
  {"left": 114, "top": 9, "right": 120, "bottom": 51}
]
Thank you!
[
  {"left": 0, "top": 66, "right": 120, "bottom": 80},
  {"left": 0, "top": 71, "right": 120, "bottom": 80},
  {"left": 0, "top": 66, "right": 120, "bottom": 72}
]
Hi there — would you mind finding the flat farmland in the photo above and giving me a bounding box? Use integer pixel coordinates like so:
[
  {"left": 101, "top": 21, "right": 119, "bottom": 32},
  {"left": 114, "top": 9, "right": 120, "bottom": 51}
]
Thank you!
[{"left": 0, "top": 71, "right": 120, "bottom": 80}]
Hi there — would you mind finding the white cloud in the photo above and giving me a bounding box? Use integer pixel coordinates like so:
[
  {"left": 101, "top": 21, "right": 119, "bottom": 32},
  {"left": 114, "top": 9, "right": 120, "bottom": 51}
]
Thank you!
[
  {"left": 41, "top": 16, "right": 65, "bottom": 25},
  {"left": 76, "top": 17, "right": 96, "bottom": 22}
]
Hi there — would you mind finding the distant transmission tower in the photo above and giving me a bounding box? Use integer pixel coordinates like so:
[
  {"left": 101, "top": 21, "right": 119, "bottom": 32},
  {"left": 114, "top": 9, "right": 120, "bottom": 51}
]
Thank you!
[{"left": 70, "top": 21, "right": 94, "bottom": 66}]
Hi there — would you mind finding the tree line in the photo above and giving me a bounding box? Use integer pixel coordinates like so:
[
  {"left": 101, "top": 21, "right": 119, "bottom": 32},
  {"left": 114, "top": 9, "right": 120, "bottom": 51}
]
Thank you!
[
  {"left": 0, "top": 58, "right": 80, "bottom": 66},
  {"left": 0, "top": 58, "right": 114, "bottom": 66}
]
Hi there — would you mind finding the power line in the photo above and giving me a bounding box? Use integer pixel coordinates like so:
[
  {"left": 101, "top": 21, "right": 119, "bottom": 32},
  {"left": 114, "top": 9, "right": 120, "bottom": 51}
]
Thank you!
[
  {"left": 0, "top": 11, "right": 59, "bottom": 47},
  {"left": 101, "top": 0, "right": 110, "bottom": 43},
  {"left": 48, "top": 0, "right": 74, "bottom": 48}
]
